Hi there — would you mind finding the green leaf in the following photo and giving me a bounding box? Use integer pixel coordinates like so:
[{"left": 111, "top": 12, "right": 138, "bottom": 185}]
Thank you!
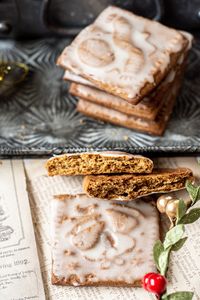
[
  {"left": 158, "top": 247, "right": 171, "bottom": 276},
  {"left": 153, "top": 240, "right": 164, "bottom": 271},
  {"left": 177, "top": 199, "right": 187, "bottom": 223},
  {"left": 186, "top": 181, "right": 200, "bottom": 204},
  {"left": 163, "top": 224, "right": 184, "bottom": 249},
  {"left": 180, "top": 208, "right": 200, "bottom": 224},
  {"left": 161, "top": 291, "right": 194, "bottom": 300},
  {"left": 171, "top": 237, "right": 188, "bottom": 251}
]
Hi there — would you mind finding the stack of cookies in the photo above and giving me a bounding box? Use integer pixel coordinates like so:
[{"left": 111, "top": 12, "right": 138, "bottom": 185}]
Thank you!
[
  {"left": 57, "top": 6, "right": 193, "bottom": 136},
  {"left": 46, "top": 151, "right": 193, "bottom": 286}
]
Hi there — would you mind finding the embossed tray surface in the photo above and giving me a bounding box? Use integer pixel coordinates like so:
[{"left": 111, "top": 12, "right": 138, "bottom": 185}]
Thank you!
[{"left": 0, "top": 36, "right": 200, "bottom": 156}]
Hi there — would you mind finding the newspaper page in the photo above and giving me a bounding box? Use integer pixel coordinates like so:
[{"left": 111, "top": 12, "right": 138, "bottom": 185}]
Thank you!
[
  {"left": 0, "top": 160, "right": 45, "bottom": 300},
  {"left": 24, "top": 157, "right": 200, "bottom": 300}
]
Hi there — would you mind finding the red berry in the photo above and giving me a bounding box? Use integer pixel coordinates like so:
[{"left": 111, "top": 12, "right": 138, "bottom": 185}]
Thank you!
[{"left": 142, "top": 273, "right": 167, "bottom": 295}]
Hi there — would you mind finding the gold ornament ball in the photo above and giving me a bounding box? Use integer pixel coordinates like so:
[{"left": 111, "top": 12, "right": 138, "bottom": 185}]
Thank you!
[
  {"left": 156, "top": 195, "right": 175, "bottom": 213},
  {"left": 165, "top": 200, "right": 179, "bottom": 218}
]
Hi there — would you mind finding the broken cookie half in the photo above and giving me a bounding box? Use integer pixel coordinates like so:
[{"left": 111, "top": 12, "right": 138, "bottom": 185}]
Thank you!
[
  {"left": 46, "top": 151, "right": 153, "bottom": 176},
  {"left": 83, "top": 168, "right": 193, "bottom": 201},
  {"left": 51, "top": 193, "right": 159, "bottom": 287}
]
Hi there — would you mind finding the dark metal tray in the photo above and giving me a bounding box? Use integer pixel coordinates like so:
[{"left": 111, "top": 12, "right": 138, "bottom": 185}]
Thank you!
[{"left": 0, "top": 37, "right": 200, "bottom": 156}]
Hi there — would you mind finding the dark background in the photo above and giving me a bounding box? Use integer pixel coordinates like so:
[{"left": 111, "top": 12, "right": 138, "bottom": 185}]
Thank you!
[{"left": 0, "top": 0, "right": 200, "bottom": 39}]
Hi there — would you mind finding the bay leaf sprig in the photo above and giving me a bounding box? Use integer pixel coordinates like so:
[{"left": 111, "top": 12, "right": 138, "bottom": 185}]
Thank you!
[
  {"left": 162, "top": 291, "right": 194, "bottom": 300},
  {"left": 153, "top": 179, "right": 200, "bottom": 300}
]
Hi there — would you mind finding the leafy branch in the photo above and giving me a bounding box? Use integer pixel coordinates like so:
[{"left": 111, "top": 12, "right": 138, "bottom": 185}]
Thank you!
[{"left": 153, "top": 180, "right": 200, "bottom": 300}]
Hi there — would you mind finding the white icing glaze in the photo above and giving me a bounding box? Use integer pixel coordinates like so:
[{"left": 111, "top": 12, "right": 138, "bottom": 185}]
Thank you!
[
  {"left": 64, "top": 70, "right": 94, "bottom": 87},
  {"left": 48, "top": 151, "right": 148, "bottom": 161},
  {"left": 58, "top": 6, "right": 187, "bottom": 100},
  {"left": 180, "top": 31, "right": 193, "bottom": 50},
  {"left": 70, "top": 50, "right": 184, "bottom": 117},
  {"left": 67, "top": 31, "right": 192, "bottom": 98},
  {"left": 51, "top": 195, "right": 159, "bottom": 285},
  {"left": 165, "top": 70, "right": 176, "bottom": 83}
]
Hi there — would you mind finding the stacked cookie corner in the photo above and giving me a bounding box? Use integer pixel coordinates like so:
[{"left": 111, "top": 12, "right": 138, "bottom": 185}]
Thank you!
[
  {"left": 57, "top": 6, "right": 193, "bottom": 136},
  {"left": 47, "top": 151, "right": 193, "bottom": 287}
]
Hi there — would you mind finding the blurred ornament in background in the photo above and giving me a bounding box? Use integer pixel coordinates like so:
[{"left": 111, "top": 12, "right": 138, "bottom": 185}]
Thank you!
[{"left": 0, "top": 62, "right": 28, "bottom": 98}]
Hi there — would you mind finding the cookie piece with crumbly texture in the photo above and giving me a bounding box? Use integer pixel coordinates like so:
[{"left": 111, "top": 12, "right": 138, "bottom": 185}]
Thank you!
[
  {"left": 57, "top": 6, "right": 189, "bottom": 104},
  {"left": 83, "top": 168, "right": 193, "bottom": 201},
  {"left": 46, "top": 151, "right": 153, "bottom": 176},
  {"left": 51, "top": 193, "right": 159, "bottom": 286}
]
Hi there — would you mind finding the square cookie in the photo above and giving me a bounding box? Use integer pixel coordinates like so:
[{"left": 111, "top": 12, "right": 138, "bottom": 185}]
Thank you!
[
  {"left": 76, "top": 73, "right": 182, "bottom": 136},
  {"left": 51, "top": 194, "right": 159, "bottom": 286},
  {"left": 57, "top": 6, "right": 188, "bottom": 104},
  {"left": 70, "top": 63, "right": 177, "bottom": 121},
  {"left": 69, "top": 46, "right": 187, "bottom": 121}
]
